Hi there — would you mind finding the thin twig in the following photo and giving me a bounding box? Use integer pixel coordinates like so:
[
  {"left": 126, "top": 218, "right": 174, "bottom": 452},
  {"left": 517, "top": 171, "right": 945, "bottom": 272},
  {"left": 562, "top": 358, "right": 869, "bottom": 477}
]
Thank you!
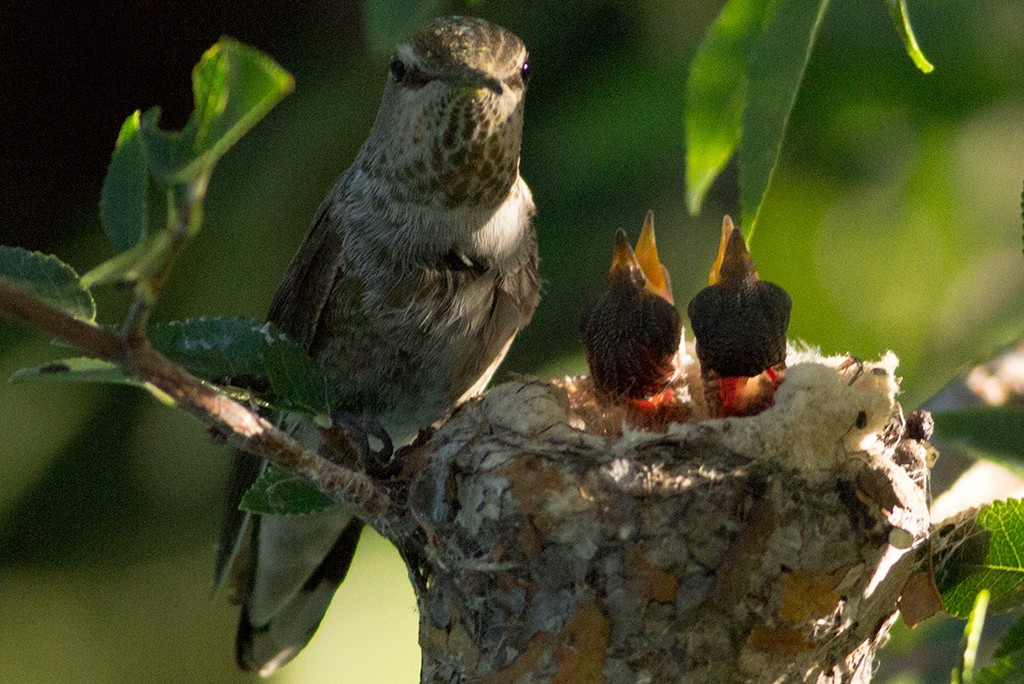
[
  {"left": 121, "top": 179, "right": 207, "bottom": 342},
  {"left": 0, "top": 277, "right": 399, "bottom": 527}
]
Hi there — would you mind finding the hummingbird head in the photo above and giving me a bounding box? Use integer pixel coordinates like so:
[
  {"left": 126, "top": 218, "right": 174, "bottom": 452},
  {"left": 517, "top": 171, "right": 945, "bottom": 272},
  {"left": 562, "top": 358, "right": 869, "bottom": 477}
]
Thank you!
[{"left": 361, "top": 16, "right": 530, "bottom": 210}]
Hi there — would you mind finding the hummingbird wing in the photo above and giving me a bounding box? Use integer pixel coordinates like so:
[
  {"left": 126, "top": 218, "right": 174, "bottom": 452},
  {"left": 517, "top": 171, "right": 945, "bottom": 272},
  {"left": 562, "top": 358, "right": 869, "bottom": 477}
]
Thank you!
[
  {"left": 236, "top": 511, "right": 362, "bottom": 675},
  {"left": 215, "top": 192, "right": 367, "bottom": 675},
  {"left": 213, "top": 199, "right": 347, "bottom": 592},
  {"left": 267, "top": 201, "right": 348, "bottom": 350}
]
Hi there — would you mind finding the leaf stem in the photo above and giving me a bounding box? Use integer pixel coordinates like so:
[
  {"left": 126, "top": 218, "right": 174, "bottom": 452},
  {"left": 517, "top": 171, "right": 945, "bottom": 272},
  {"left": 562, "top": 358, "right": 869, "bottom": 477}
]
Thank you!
[
  {"left": 120, "top": 175, "right": 209, "bottom": 343},
  {"left": 886, "top": 0, "right": 935, "bottom": 74}
]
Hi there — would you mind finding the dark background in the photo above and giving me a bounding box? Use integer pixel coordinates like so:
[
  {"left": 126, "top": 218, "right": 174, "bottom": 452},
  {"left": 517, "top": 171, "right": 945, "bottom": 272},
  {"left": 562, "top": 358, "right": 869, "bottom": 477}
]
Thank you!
[{"left": 2, "top": 1, "right": 1022, "bottom": 681}]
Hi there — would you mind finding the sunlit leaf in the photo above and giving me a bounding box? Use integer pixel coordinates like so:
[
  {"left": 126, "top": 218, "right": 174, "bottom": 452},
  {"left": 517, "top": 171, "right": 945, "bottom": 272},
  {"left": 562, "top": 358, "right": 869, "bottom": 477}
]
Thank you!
[
  {"left": 685, "top": 0, "right": 772, "bottom": 215},
  {"left": 100, "top": 111, "right": 150, "bottom": 252},
  {"left": 739, "top": 0, "right": 830, "bottom": 242},
  {"left": 886, "top": 0, "right": 935, "bottom": 74},
  {"left": 239, "top": 464, "right": 336, "bottom": 515},
  {"left": 139, "top": 38, "right": 294, "bottom": 184},
  {"left": 936, "top": 499, "right": 1024, "bottom": 618},
  {"left": 10, "top": 357, "right": 136, "bottom": 386},
  {"left": 188, "top": 38, "right": 295, "bottom": 172},
  {"left": 954, "top": 589, "right": 989, "bottom": 684},
  {"left": 0, "top": 246, "right": 95, "bottom": 322},
  {"left": 149, "top": 317, "right": 330, "bottom": 416},
  {"left": 933, "top": 407, "right": 1024, "bottom": 470}
]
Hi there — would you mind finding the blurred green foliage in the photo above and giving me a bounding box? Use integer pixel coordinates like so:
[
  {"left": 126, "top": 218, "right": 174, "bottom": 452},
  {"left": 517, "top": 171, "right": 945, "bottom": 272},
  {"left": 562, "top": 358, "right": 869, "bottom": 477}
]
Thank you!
[{"left": 1, "top": 1, "right": 1023, "bottom": 682}]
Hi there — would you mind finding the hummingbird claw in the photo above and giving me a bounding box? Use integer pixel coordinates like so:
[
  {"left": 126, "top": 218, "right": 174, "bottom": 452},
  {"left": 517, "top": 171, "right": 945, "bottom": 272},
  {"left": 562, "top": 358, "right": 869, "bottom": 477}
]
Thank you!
[{"left": 324, "top": 413, "right": 397, "bottom": 478}]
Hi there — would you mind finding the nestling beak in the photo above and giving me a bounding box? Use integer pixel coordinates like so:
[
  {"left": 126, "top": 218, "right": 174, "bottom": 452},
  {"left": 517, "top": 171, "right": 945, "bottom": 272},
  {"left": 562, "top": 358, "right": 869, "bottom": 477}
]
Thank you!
[
  {"left": 583, "top": 216, "right": 684, "bottom": 404},
  {"left": 687, "top": 214, "right": 792, "bottom": 418},
  {"left": 609, "top": 229, "right": 639, "bottom": 276},
  {"left": 634, "top": 210, "right": 674, "bottom": 304},
  {"left": 708, "top": 215, "right": 756, "bottom": 285}
]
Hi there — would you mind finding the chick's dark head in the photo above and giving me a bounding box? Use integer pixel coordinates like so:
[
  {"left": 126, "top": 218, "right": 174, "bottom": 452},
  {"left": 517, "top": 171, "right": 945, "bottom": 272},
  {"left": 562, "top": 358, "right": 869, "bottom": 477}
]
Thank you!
[
  {"left": 687, "top": 216, "right": 791, "bottom": 378},
  {"left": 581, "top": 213, "right": 682, "bottom": 401}
]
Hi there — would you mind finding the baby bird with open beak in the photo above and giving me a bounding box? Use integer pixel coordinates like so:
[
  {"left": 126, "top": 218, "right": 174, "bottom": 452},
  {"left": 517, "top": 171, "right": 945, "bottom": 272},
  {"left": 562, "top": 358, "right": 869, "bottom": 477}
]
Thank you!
[
  {"left": 580, "top": 211, "right": 683, "bottom": 405},
  {"left": 687, "top": 216, "right": 792, "bottom": 417}
]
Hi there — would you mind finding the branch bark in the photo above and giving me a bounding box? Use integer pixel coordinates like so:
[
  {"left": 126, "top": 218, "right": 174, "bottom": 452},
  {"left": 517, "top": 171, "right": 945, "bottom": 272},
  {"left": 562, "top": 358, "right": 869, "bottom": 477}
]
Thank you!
[{"left": 0, "top": 278, "right": 398, "bottom": 527}]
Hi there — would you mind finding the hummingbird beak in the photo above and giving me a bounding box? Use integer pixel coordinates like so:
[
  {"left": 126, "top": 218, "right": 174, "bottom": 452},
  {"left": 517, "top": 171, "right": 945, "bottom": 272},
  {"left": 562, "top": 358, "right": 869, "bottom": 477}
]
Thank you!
[
  {"left": 442, "top": 70, "right": 504, "bottom": 95},
  {"left": 634, "top": 210, "right": 674, "bottom": 304},
  {"left": 708, "top": 215, "right": 756, "bottom": 285}
]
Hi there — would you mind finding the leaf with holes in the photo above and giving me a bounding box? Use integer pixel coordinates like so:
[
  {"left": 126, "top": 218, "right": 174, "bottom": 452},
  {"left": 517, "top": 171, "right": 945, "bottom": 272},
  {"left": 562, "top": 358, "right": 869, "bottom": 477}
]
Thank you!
[
  {"left": 10, "top": 357, "right": 136, "bottom": 386},
  {"left": 149, "top": 317, "right": 330, "bottom": 417}
]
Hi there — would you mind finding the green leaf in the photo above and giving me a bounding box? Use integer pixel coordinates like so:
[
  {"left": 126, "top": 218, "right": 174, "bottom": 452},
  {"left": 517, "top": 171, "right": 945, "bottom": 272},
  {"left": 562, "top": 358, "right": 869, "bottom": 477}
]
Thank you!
[
  {"left": 739, "top": 0, "right": 830, "bottom": 242},
  {"left": 188, "top": 37, "right": 295, "bottom": 171},
  {"left": 933, "top": 407, "right": 1024, "bottom": 471},
  {"left": 955, "top": 589, "right": 989, "bottom": 684},
  {"left": 149, "top": 317, "right": 330, "bottom": 416},
  {"left": 100, "top": 111, "right": 150, "bottom": 252},
  {"left": 138, "top": 38, "right": 294, "bottom": 184},
  {"left": 936, "top": 499, "right": 1024, "bottom": 618},
  {"left": 973, "top": 651, "right": 1024, "bottom": 684},
  {"left": 886, "top": 0, "right": 935, "bottom": 74},
  {"left": 973, "top": 614, "right": 1024, "bottom": 684},
  {"left": 995, "top": 612, "right": 1024, "bottom": 658},
  {"left": 239, "top": 464, "right": 336, "bottom": 515},
  {"left": 0, "top": 246, "right": 96, "bottom": 322},
  {"left": 79, "top": 231, "right": 172, "bottom": 288},
  {"left": 10, "top": 357, "right": 137, "bottom": 386},
  {"left": 684, "top": 0, "right": 772, "bottom": 215}
]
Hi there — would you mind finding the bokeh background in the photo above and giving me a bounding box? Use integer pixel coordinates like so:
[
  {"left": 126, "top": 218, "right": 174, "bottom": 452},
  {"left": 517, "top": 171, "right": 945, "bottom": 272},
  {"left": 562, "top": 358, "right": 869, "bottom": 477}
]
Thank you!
[{"left": 2, "top": 1, "right": 1022, "bottom": 682}]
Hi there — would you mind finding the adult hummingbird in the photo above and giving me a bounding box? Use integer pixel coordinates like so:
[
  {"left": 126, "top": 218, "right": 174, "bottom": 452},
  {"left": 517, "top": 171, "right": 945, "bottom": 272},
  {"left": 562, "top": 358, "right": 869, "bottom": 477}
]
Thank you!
[
  {"left": 687, "top": 216, "right": 791, "bottom": 417},
  {"left": 215, "top": 16, "right": 540, "bottom": 675}
]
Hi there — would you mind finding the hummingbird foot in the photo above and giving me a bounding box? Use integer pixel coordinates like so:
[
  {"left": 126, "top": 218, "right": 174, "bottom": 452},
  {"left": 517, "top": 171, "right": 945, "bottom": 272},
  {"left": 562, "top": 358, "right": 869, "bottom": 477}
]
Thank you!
[{"left": 321, "top": 413, "right": 397, "bottom": 478}]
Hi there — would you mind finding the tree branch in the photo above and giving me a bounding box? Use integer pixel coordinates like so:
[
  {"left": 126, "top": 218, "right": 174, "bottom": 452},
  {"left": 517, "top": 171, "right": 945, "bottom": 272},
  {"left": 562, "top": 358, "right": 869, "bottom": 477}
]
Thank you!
[{"left": 0, "top": 277, "right": 398, "bottom": 527}]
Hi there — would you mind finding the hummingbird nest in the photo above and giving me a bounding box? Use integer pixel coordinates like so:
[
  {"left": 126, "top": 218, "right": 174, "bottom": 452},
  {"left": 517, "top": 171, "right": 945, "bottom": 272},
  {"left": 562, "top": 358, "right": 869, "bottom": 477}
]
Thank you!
[{"left": 400, "top": 348, "right": 934, "bottom": 683}]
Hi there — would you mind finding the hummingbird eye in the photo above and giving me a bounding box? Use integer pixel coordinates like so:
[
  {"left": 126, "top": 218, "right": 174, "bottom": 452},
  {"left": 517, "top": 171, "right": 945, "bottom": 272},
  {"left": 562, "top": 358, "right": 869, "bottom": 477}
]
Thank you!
[
  {"left": 520, "top": 62, "right": 531, "bottom": 86},
  {"left": 390, "top": 58, "right": 407, "bottom": 83}
]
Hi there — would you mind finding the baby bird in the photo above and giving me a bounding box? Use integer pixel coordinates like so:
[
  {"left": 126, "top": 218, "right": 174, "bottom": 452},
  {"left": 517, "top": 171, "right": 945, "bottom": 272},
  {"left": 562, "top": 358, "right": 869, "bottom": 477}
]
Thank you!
[
  {"left": 687, "top": 215, "right": 791, "bottom": 417},
  {"left": 580, "top": 211, "right": 682, "bottom": 403}
]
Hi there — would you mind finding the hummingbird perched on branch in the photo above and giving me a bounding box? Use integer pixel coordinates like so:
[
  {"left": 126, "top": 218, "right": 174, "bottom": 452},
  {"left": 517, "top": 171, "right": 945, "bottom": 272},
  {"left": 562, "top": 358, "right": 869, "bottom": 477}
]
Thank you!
[
  {"left": 687, "top": 216, "right": 791, "bottom": 418},
  {"left": 214, "top": 16, "right": 540, "bottom": 675}
]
